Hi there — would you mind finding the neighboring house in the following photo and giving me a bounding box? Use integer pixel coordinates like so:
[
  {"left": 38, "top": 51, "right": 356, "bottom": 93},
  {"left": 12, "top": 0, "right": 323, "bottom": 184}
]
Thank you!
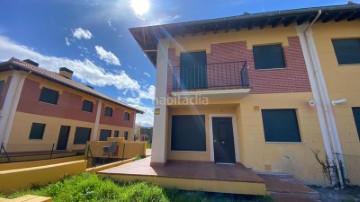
[
  {"left": 140, "top": 134, "right": 149, "bottom": 141},
  {"left": 0, "top": 58, "right": 143, "bottom": 153},
  {"left": 130, "top": 3, "right": 360, "bottom": 186}
]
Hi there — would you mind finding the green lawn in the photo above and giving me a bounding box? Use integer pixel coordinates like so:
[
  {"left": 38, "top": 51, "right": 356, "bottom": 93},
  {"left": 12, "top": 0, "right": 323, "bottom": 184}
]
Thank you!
[{"left": 3, "top": 173, "right": 273, "bottom": 202}]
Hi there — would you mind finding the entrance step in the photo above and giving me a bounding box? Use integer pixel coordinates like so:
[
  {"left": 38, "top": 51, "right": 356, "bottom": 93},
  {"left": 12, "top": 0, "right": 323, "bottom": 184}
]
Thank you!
[{"left": 259, "top": 174, "right": 320, "bottom": 202}]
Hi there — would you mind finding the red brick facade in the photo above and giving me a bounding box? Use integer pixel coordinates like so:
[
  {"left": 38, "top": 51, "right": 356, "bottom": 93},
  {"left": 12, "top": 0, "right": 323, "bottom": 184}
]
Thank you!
[
  {"left": 99, "top": 105, "right": 135, "bottom": 128},
  {"left": 16, "top": 78, "right": 135, "bottom": 127},
  {"left": 167, "top": 36, "right": 311, "bottom": 94}
]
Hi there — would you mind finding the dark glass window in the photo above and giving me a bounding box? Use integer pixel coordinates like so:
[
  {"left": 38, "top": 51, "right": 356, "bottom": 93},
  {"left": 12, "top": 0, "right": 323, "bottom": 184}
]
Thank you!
[
  {"left": 171, "top": 115, "right": 206, "bottom": 151},
  {"left": 0, "top": 80, "right": 4, "bottom": 96},
  {"left": 352, "top": 107, "right": 360, "bottom": 141},
  {"left": 99, "top": 129, "right": 111, "bottom": 141},
  {"left": 253, "top": 44, "right": 285, "bottom": 69},
  {"left": 114, "top": 130, "right": 119, "bottom": 137},
  {"left": 124, "top": 112, "right": 130, "bottom": 121},
  {"left": 332, "top": 39, "right": 360, "bottom": 65},
  {"left": 179, "top": 51, "right": 207, "bottom": 90},
  {"left": 73, "top": 127, "right": 91, "bottom": 144},
  {"left": 105, "top": 107, "right": 113, "bottom": 117},
  {"left": 124, "top": 131, "right": 129, "bottom": 140},
  {"left": 262, "top": 109, "right": 301, "bottom": 142},
  {"left": 29, "top": 123, "right": 46, "bottom": 139},
  {"left": 39, "top": 87, "right": 59, "bottom": 105},
  {"left": 82, "top": 100, "right": 93, "bottom": 112}
]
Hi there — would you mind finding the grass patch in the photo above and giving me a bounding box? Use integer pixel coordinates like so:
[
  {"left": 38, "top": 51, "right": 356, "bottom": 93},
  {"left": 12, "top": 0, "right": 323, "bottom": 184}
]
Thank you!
[
  {"left": 3, "top": 173, "right": 273, "bottom": 202},
  {"left": 146, "top": 142, "right": 152, "bottom": 149}
]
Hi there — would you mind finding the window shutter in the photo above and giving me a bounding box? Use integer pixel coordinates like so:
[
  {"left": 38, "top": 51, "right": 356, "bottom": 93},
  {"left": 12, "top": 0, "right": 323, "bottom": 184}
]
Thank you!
[
  {"left": 171, "top": 115, "right": 206, "bottom": 151},
  {"left": 253, "top": 44, "right": 285, "bottom": 69},
  {"left": 332, "top": 39, "right": 360, "bottom": 65}
]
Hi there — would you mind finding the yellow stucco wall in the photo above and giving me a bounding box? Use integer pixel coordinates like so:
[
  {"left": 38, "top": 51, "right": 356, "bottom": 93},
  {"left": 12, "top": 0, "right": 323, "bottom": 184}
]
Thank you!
[
  {"left": 167, "top": 104, "right": 237, "bottom": 161},
  {"left": 105, "top": 174, "right": 267, "bottom": 196},
  {"left": 86, "top": 137, "right": 146, "bottom": 159},
  {"left": 162, "top": 25, "right": 328, "bottom": 184},
  {"left": 0, "top": 156, "right": 84, "bottom": 171},
  {"left": 98, "top": 123, "right": 134, "bottom": 141},
  {"left": 312, "top": 21, "right": 360, "bottom": 156},
  {"left": 167, "top": 92, "right": 326, "bottom": 185},
  {"left": 169, "top": 25, "right": 297, "bottom": 55},
  {"left": 312, "top": 21, "right": 360, "bottom": 184},
  {"left": 0, "top": 71, "right": 11, "bottom": 82},
  {"left": 7, "top": 112, "right": 133, "bottom": 152},
  {"left": 0, "top": 160, "right": 87, "bottom": 194}
]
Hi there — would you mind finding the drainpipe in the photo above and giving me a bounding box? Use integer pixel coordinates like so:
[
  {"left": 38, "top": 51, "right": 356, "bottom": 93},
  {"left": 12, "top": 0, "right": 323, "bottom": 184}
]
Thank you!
[{"left": 302, "top": 10, "right": 345, "bottom": 188}]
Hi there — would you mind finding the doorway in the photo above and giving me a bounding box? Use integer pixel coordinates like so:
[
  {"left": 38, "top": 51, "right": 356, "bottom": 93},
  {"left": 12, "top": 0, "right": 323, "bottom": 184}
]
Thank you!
[
  {"left": 56, "top": 126, "right": 70, "bottom": 150},
  {"left": 212, "top": 117, "right": 236, "bottom": 163}
]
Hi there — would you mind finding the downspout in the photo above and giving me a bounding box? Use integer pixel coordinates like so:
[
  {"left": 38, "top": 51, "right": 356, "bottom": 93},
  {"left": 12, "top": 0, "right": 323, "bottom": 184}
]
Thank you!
[{"left": 302, "top": 10, "right": 344, "bottom": 188}]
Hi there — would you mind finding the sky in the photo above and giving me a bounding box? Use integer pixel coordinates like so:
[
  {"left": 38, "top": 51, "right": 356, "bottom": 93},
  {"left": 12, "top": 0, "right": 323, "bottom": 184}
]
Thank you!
[{"left": 0, "top": 0, "right": 358, "bottom": 127}]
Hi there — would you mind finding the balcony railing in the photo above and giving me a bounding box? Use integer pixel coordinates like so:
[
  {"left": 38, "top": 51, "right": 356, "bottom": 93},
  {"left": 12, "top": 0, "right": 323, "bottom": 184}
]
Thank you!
[{"left": 172, "top": 61, "right": 249, "bottom": 91}]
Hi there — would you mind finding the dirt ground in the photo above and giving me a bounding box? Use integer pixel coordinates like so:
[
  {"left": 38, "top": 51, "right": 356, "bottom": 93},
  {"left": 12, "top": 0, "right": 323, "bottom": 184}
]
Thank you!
[{"left": 312, "top": 186, "right": 360, "bottom": 202}]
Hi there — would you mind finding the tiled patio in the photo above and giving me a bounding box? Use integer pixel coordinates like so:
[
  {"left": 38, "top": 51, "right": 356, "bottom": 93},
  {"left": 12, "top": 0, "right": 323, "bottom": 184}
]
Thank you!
[{"left": 98, "top": 157, "right": 267, "bottom": 195}]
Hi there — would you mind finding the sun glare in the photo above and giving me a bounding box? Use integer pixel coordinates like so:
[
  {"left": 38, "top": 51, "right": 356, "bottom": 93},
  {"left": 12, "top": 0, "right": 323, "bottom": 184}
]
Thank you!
[{"left": 130, "top": 0, "right": 150, "bottom": 16}]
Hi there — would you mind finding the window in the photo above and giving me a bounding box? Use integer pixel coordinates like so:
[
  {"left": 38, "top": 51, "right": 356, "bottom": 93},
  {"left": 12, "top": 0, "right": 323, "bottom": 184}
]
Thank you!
[
  {"left": 39, "top": 87, "right": 59, "bottom": 105},
  {"left": 171, "top": 115, "right": 206, "bottom": 151},
  {"left": 253, "top": 44, "right": 285, "bottom": 70},
  {"left": 352, "top": 107, "right": 360, "bottom": 140},
  {"left": 82, "top": 100, "right": 93, "bottom": 112},
  {"left": 73, "top": 127, "right": 91, "bottom": 144},
  {"left": 29, "top": 123, "right": 46, "bottom": 139},
  {"left": 114, "top": 131, "right": 119, "bottom": 137},
  {"left": 99, "top": 129, "right": 111, "bottom": 141},
  {"left": 262, "top": 109, "right": 301, "bottom": 142},
  {"left": 332, "top": 39, "right": 360, "bottom": 65},
  {"left": 105, "top": 107, "right": 113, "bottom": 117},
  {"left": 0, "top": 80, "right": 4, "bottom": 96},
  {"left": 179, "top": 51, "right": 207, "bottom": 89},
  {"left": 124, "top": 112, "right": 130, "bottom": 121},
  {"left": 124, "top": 131, "right": 129, "bottom": 140}
]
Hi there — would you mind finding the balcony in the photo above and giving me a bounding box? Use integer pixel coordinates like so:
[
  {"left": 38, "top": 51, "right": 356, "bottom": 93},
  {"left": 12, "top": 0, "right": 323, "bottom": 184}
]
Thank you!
[{"left": 171, "top": 61, "right": 251, "bottom": 98}]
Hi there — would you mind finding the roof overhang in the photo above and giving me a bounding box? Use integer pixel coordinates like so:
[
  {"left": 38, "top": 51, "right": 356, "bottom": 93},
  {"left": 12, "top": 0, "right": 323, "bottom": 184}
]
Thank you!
[{"left": 129, "top": 3, "right": 360, "bottom": 66}]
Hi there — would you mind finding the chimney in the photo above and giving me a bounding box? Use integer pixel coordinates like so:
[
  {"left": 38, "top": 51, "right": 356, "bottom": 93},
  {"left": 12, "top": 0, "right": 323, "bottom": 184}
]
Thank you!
[
  {"left": 59, "top": 67, "right": 73, "bottom": 79},
  {"left": 23, "top": 59, "right": 39, "bottom": 67}
]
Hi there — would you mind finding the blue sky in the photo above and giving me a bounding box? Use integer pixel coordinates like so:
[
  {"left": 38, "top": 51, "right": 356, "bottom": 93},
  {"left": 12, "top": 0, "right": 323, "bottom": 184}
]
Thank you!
[{"left": 0, "top": 0, "right": 357, "bottom": 126}]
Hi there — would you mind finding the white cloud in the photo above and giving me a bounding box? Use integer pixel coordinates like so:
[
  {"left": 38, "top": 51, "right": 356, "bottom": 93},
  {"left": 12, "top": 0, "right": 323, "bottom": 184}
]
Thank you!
[
  {"left": 149, "top": 14, "right": 181, "bottom": 26},
  {"left": 72, "top": 28, "right": 92, "bottom": 40},
  {"left": 95, "top": 45, "right": 121, "bottom": 66},
  {"left": 107, "top": 19, "right": 117, "bottom": 31},
  {"left": 0, "top": 35, "right": 138, "bottom": 91},
  {"left": 65, "top": 37, "right": 71, "bottom": 46},
  {"left": 139, "top": 85, "right": 155, "bottom": 100},
  {"left": 143, "top": 72, "right": 150, "bottom": 78},
  {"left": 118, "top": 97, "right": 154, "bottom": 127},
  {"left": 0, "top": 35, "right": 155, "bottom": 126}
]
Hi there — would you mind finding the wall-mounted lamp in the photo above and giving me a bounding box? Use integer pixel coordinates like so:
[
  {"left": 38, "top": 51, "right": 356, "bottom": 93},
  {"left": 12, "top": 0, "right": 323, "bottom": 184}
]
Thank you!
[
  {"left": 308, "top": 99, "right": 316, "bottom": 107},
  {"left": 332, "top": 98, "right": 347, "bottom": 106}
]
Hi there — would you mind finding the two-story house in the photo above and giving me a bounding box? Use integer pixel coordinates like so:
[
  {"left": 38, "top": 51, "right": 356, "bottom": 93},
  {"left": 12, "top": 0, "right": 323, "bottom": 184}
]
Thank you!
[
  {"left": 0, "top": 58, "right": 143, "bottom": 153},
  {"left": 130, "top": 3, "right": 360, "bottom": 186}
]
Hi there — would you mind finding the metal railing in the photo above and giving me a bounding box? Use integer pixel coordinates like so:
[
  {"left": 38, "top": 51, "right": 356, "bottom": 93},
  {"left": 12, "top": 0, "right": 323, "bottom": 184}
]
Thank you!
[
  {"left": 172, "top": 61, "right": 249, "bottom": 91},
  {"left": 0, "top": 143, "right": 80, "bottom": 163}
]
